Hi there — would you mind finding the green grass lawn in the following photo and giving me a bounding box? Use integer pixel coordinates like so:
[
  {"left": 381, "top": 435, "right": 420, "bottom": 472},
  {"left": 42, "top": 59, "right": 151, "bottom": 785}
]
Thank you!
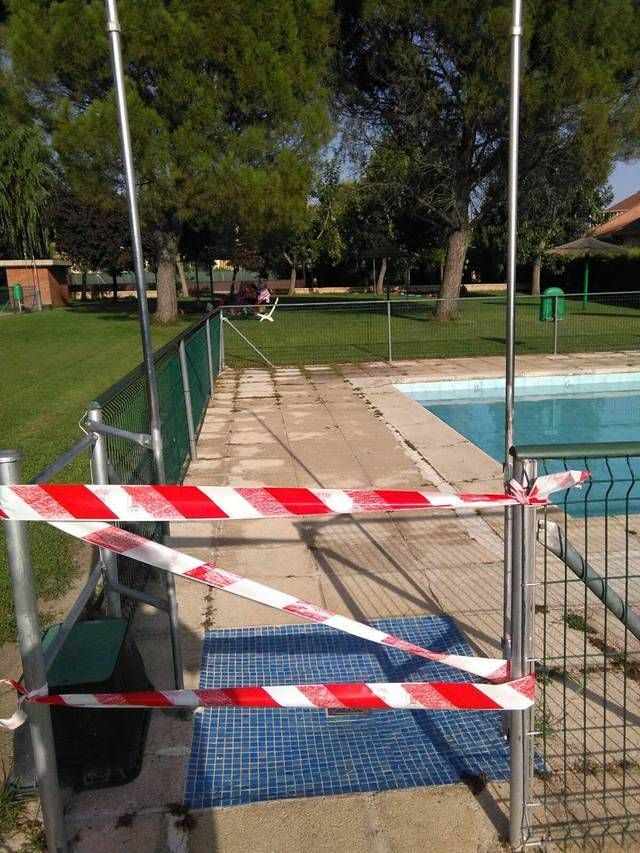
[
  {"left": 0, "top": 302, "right": 193, "bottom": 642},
  {"left": 223, "top": 294, "right": 640, "bottom": 366},
  {"left": 2, "top": 292, "right": 639, "bottom": 643}
]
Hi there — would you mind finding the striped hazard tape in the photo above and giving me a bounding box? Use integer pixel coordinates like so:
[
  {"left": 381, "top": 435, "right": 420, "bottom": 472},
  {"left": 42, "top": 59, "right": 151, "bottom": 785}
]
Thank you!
[
  {"left": 0, "top": 470, "right": 588, "bottom": 522},
  {"left": 0, "top": 674, "right": 534, "bottom": 729},
  {"left": 49, "top": 519, "right": 509, "bottom": 683},
  {"left": 0, "top": 471, "right": 588, "bottom": 729}
]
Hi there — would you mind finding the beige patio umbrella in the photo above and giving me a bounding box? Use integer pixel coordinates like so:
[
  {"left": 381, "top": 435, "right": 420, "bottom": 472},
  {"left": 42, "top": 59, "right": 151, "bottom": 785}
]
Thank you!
[{"left": 545, "top": 236, "right": 629, "bottom": 309}]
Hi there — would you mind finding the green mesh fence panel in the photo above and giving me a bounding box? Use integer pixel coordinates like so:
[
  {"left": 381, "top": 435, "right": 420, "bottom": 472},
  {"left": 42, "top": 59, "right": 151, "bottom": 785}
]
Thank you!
[
  {"left": 220, "top": 293, "right": 640, "bottom": 367},
  {"left": 93, "top": 311, "right": 222, "bottom": 617},
  {"left": 512, "top": 444, "right": 640, "bottom": 846},
  {"left": 209, "top": 314, "right": 221, "bottom": 377},
  {"left": 156, "top": 349, "right": 190, "bottom": 485},
  {"left": 185, "top": 325, "right": 210, "bottom": 435}
]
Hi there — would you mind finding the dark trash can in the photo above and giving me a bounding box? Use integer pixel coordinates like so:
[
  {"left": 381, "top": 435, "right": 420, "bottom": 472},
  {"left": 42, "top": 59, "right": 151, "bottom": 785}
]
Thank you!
[{"left": 11, "top": 619, "right": 153, "bottom": 792}]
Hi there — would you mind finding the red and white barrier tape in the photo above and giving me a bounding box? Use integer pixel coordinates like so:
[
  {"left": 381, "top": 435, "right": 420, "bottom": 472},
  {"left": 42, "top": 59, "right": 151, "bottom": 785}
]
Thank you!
[
  {"left": 0, "top": 471, "right": 588, "bottom": 522},
  {"left": 0, "top": 471, "right": 587, "bottom": 730},
  {"left": 49, "top": 519, "right": 509, "bottom": 683},
  {"left": 0, "top": 674, "right": 534, "bottom": 730}
]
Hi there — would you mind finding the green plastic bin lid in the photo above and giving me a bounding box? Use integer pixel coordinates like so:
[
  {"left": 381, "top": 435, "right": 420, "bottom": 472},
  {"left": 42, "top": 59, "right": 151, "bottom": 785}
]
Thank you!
[
  {"left": 542, "top": 287, "right": 564, "bottom": 296},
  {"left": 43, "top": 619, "right": 128, "bottom": 686}
]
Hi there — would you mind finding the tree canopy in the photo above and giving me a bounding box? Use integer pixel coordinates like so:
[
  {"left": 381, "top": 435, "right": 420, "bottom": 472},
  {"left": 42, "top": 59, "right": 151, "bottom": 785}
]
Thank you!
[
  {"left": 9, "top": 0, "right": 334, "bottom": 321},
  {"left": 336, "top": 0, "right": 640, "bottom": 316}
]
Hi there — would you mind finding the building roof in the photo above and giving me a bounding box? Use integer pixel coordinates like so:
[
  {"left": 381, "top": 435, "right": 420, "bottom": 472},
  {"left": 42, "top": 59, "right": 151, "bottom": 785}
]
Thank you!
[
  {"left": 592, "top": 191, "right": 640, "bottom": 239},
  {"left": 0, "top": 259, "right": 72, "bottom": 268}
]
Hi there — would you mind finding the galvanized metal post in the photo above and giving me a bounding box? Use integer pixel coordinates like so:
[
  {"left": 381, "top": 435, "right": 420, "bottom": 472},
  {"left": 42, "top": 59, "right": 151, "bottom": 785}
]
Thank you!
[
  {"left": 87, "top": 403, "right": 122, "bottom": 617},
  {"left": 219, "top": 310, "right": 225, "bottom": 370},
  {"left": 503, "top": 0, "right": 524, "bottom": 712},
  {"left": 105, "top": 0, "right": 184, "bottom": 691},
  {"left": 552, "top": 296, "right": 559, "bottom": 355},
  {"left": 0, "top": 451, "right": 68, "bottom": 852},
  {"left": 509, "top": 457, "right": 536, "bottom": 850},
  {"left": 386, "top": 299, "right": 393, "bottom": 362},
  {"left": 179, "top": 340, "right": 198, "bottom": 460},
  {"left": 205, "top": 318, "right": 215, "bottom": 397}
]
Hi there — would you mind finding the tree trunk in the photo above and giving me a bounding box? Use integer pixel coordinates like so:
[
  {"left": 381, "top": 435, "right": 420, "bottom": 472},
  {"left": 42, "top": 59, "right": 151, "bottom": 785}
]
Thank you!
[
  {"left": 435, "top": 227, "right": 471, "bottom": 320},
  {"left": 81, "top": 270, "right": 87, "bottom": 302},
  {"left": 176, "top": 255, "right": 189, "bottom": 298},
  {"left": 111, "top": 271, "right": 118, "bottom": 303},
  {"left": 288, "top": 264, "right": 297, "bottom": 296},
  {"left": 375, "top": 257, "right": 387, "bottom": 295},
  {"left": 531, "top": 255, "right": 542, "bottom": 296},
  {"left": 155, "top": 232, "right": 179, "bottom": 324}
]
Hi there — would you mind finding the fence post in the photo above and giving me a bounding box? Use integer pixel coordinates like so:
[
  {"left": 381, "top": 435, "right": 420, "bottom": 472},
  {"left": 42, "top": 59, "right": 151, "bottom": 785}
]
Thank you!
[
  {"left": 386, "top": 299, "right": 393, "bottom": 362},
  {"left": 178, "top": 339, "right": 198, "bottom": 460},
  {"left": 87, "top": 402, "right": 122, "bottom": 617},
  {"left": 509, "top": 456, "right": 537, "bottom": 850},
  {"left": 0, "top": 450, "right": 68, "bottom": 853},
  {"left": 205, "top": 317, "right": 215, "bottom": 397},
  {"left": 552, "top": 296, "right": 559, "bottom": 355},
  {"left": 219, "top": 309, "right": 225, "bottom": 370}
]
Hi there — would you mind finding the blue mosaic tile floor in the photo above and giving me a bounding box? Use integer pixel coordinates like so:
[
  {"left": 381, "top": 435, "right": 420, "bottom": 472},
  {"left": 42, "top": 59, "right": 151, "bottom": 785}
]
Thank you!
[{"left": 185, "top": 615, "right": 511, "bottom": 808}]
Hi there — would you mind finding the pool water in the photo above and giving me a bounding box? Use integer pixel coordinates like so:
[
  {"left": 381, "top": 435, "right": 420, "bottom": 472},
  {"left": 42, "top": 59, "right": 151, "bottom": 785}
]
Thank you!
[{"left": 399, "top": 374, "right": 640, "bottom": 516}]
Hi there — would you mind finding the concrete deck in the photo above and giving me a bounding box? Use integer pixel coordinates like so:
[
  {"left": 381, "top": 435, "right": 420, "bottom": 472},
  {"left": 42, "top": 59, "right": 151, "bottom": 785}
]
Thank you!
[{"left": 29, "top": 352, "right": 640, "bottom": 850}]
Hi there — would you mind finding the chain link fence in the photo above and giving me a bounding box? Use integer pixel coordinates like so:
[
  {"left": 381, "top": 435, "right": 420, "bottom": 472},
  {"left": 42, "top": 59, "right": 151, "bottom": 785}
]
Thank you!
[{"left": 221, "top": 292, "right": 640, "bottom": 367}]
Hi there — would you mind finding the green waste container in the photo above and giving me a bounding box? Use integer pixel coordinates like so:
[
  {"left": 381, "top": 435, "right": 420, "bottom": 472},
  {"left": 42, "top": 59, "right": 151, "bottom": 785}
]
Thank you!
[
  {"left": 540, "top": 286, "right": 566, "bottom": 321},
  {"left": 12, "top": 283, "right": 24, "bottom": 302}
]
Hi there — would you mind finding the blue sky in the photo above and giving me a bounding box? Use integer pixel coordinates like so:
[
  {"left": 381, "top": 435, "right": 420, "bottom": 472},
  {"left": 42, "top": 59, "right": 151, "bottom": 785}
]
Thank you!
[{"left": 609, "top": 160, "right": 640, "bottom": 204}]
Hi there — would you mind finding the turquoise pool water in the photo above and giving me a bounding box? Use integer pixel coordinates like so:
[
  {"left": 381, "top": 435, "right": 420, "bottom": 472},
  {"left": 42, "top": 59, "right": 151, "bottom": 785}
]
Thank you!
[{"left": 398, "top": 373, "right": 640, "bottom": 515}]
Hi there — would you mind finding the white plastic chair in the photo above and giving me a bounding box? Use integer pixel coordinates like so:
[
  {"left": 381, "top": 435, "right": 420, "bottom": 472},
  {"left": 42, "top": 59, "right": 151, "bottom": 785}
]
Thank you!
[{"left": 257, "top": 296, "right": 279, "bottom": 322}]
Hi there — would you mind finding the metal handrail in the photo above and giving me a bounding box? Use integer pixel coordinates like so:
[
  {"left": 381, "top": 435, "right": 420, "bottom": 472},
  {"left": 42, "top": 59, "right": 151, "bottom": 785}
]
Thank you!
[{"left": 512, "top": 441, "right": 640, "bottom": 461}]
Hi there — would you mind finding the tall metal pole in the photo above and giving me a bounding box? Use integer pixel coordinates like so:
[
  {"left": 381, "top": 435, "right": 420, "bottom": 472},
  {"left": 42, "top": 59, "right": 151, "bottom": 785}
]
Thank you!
[
  {"left": 503, "top": 0, "right": 523, "bottom": 687},
  {"left": 104, "top": 0, "right": 183, "bottom": 690},
  {"left": 505, "top": 0, "right": 523, "bottom": 467},
  {"left": 104, "top": 0, "right": 164, "bottom": 484},
  {"left": 0, "top": 451, "right": 68, "bottom": 852}
]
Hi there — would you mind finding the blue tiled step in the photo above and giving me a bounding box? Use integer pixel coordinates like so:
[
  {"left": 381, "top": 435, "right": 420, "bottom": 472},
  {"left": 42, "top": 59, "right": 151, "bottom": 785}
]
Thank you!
[{"left": 185, "top": 616, "right": 511, "bottom": 808}]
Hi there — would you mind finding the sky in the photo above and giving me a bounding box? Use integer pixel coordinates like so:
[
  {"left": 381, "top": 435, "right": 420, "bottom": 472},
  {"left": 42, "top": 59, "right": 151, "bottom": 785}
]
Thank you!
[{"left": 608, "top": 160, "right": 640, "bottom": 204}]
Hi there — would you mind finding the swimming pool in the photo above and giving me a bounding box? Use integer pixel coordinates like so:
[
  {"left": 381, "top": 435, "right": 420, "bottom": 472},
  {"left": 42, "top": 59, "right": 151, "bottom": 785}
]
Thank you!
[{"left": 397, "top": 372, "right": 640, "bottom": 515}]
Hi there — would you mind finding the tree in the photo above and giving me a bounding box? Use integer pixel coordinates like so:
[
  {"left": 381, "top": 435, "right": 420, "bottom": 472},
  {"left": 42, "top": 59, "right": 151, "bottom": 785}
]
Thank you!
[
  {"left": 9, "top": 0, "right": 334, "bottom": 323},
  {"left": 0, "top": 118, "right": 53, "bottom": 259},
  {"left": 337, "top": 0, "right": 640, "bottom": 318},
  {"left": 49, "top": 182, "right": 135, "bottom": 301}
]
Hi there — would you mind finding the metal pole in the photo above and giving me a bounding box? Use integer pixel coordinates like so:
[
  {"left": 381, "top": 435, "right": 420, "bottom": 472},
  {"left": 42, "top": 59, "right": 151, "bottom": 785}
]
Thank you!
[
  {"left": 509, "top": 457, "right": 536, "bottom": 850},
  {"left": 505, "top": 0, "right": 523, "bottom": 470},
  {"left": 179, "top": 339, "right": 198, "bottom": 460},
  {"left": 0, "top": 451, "right": 68, "bottom": 853},
  {"left": 104, "top": 0, "right": 164, "bottom": 483},
  {"left": 104, "top": 0, "right": 183, "bottom": 691},
  {"left": 503, "top": 0, "right": 523, "bottom": 705},
  {"left": 205, "top": 318, "right": 215, "bottom": 397},
  {"left": 582, "top": 258, "right": 589, "bottom": 310},
  {"left": 219, "top": 309, "right": 225, "bottom": 370},
  {"left": 386, "top": 299, "right": 393, "bottom": 362},
  {"left": 87, "top": 403, "right": 121, "bottom": 617},
  {"left": 552, "top": 296, "right": 559, "bottom": 355}
]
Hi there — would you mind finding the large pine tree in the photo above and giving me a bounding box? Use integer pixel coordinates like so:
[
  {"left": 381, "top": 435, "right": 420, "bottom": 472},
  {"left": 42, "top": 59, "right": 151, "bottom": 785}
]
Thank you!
[{"left": 8, "top": 0, "right": 334, "bottom": 322}]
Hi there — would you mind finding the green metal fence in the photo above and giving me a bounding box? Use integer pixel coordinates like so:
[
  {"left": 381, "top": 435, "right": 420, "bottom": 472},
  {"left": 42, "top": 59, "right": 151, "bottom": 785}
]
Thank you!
[
  {"left": 512, "top": 443, "right": 640, "bottom": 847},
  {"left": 93, "top": 311, "right": 221, "bottom": 611},
  {"left": 221, "top": 291, "right": 640, "bottom": 367}
]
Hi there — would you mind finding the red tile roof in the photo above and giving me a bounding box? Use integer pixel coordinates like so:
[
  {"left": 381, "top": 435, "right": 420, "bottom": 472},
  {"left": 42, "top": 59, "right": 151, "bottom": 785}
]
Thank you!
[{"left": 592, "top": 190, "right": 640, "bottom": 238}]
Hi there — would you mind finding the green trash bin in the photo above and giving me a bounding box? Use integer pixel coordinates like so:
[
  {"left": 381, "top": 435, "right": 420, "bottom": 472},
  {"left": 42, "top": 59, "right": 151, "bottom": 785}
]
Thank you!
[
  {"left": 540, "top": 286, "right": 566, "bottom": 321},
  {"left": 12, "top": 283, "right": 24, "bottom": 302}
]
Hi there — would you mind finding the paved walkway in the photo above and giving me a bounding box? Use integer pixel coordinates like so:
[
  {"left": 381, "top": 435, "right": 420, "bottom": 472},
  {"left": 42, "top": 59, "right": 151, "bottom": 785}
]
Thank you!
[{"left": 62, "top": 351, "right": 640, "bottom": 851}]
